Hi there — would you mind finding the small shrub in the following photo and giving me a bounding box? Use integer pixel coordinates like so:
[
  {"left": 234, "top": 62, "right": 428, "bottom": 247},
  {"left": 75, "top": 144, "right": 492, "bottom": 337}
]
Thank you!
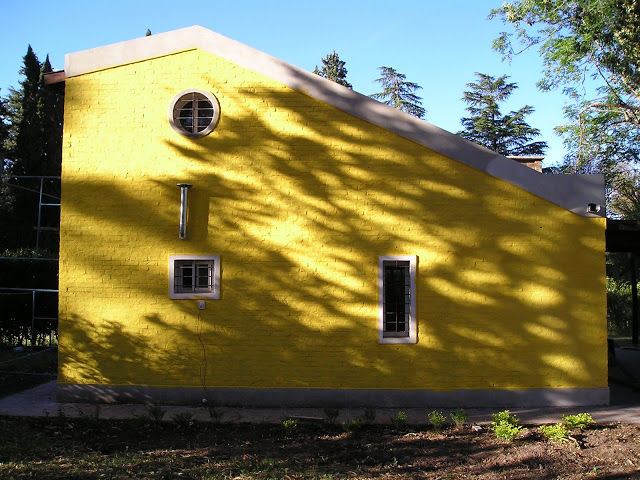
[
  {"left": 390, "top": 411, "right": 408, "bottom": 429},
  {"left": 492, "top": 421, "right": 524, "bottom": 441},
  {"left": 490, "top": 410, "right": 523, "bottom": 441},
  {"left": 538, "top": 423, "right": 569, "bottom": 442},
  {"left": 341, "top": 417, "right": 361, "bottom": 432},
  {"left": 323, "top": 408, "right": 340, "bottom": 424},
  {"left": 491, "top": 410, "right": 519, "bottom": 426},
  {"left": 450, "top": 409, "right": 468, "bottom": 427},
  {"left": 146, "top": 404, "right": 166, "bottom": 423},
  {"left": 171, "top": 411, "right": 195, "bottom": 430},
  {"left": 362, "top": 407, "right": 376, "bottom": 424},
  {"left": 428, "top": 410, "right": 446, "bottom": 431},
  {"left": 563, "top": 413, "right": 595, "bottom": 429},
  {"left": 282, "top": 418, "right": 298, "bottom": 432}
]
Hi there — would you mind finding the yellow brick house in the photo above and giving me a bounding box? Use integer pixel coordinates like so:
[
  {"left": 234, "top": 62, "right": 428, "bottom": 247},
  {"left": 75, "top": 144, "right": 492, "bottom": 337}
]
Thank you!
[{"left": 52, "top": 26, "right": 608, "bottom": 407}]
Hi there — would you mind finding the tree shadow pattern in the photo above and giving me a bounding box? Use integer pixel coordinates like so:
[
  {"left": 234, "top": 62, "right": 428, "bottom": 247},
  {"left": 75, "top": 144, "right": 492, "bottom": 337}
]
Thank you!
[{"left": 57, "top": 49, "right": 607, "bottom": 398}]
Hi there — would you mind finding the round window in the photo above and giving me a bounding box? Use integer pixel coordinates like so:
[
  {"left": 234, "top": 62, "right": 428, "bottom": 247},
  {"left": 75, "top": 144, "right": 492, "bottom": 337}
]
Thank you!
[{"left": 168, "top": 89, "right": 220, "bottom": 138}]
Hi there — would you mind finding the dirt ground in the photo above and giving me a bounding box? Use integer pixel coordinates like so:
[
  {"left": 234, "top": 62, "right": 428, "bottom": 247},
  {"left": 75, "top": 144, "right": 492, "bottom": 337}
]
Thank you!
[
  {"left": 1, "top": 416, "right": 639, "bottom": 479},
  {"left": 0, "top": 347, "right": 57, "bottom": 398}
]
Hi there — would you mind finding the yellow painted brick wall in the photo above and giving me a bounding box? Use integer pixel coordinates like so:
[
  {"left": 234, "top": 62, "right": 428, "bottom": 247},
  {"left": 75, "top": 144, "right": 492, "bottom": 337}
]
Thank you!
[{"left": 58, "top": 49, "right": 607, "bottom": 392}]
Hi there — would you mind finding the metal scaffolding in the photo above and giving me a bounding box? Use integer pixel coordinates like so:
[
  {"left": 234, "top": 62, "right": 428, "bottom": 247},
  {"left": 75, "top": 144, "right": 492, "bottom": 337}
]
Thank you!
[{"left": 0, "top": 175, "right": 60, "bottom": 346}]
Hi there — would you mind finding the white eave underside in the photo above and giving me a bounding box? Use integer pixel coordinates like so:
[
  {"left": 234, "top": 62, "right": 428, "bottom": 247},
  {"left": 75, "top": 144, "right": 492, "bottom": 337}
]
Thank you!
[{"left": 65, "top": 25, "right": 604, "bottom": 217}]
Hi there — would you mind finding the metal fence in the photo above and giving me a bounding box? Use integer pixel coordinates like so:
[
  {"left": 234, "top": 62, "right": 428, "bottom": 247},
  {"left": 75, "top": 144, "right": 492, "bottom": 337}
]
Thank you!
[{"left": 1, "top": 175, "right": 60, "bottom": 347}]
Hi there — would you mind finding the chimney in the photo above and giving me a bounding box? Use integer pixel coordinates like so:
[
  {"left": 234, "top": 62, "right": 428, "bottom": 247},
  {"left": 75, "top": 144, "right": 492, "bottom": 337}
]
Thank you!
[{"left": 507, "top": 155, "right": 543, "bottom": 173}]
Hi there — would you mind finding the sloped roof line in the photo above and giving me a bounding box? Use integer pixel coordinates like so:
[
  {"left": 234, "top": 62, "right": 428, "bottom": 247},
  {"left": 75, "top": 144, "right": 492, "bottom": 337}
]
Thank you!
[{"left": 64, "top": 25, "right": 604, "bottom": 217}]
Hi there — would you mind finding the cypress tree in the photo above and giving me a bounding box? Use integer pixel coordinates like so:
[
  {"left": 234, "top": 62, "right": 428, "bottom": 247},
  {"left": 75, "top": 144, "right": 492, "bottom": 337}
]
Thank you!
[
  {"left": 1, "top": 46, "right": 64, "bottom": 251},
  {"left": 0, "top": 93, "right": 9, "bottom": 168},
  {"left": 13, "top": 45, "right": 43, "bottom": 176},
  {"left": 38, "top": 55, "right": 63, "bottom": 177},
  {"left": 0, "top": 93, "right": 13, "bottom": 211}
]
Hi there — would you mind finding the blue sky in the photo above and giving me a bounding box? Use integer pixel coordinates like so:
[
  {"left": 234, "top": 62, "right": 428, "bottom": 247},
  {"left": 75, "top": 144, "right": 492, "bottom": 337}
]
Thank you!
[{"left": 1, "top": 0, "right": 574, "bottom": 166}]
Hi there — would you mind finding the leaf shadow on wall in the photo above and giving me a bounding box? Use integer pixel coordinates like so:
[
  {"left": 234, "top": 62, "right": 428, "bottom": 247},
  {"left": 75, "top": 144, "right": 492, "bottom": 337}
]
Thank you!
[{"left": 58, "top": 61, "right": 607, "bottom": 401}]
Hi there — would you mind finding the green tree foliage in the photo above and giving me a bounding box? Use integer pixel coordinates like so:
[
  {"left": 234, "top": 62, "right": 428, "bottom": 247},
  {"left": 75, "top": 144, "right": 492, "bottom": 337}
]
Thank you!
[
  {"left": 12, "top": 46, "right": 43, "bottom": 176},
  {"left": 458, "top": 73, "right": 547, "bottom": 155},
  {"left": 606, "top": 252, "right": 635, "bottom": 336},
  {"left": 370, "top": 66, "right": 426, "bottom": 119},
  {"left": 2, "top": 47, "right": 63, "bottom": 178},
  {"left": 490, "top": 0, "right": 640, "bottom": 218},
  {"left": 313, "top": 51, "right": 352, "bottom": 88},
  {"left": 490, "top": 0, "right": 640, "bottom": 122},
  {"left": 0, "top": 93, "right": 13, "bottom": 210},
  {"left": 0, "top": 95, "right": 8, "bottom": 160},
  {"left": 556, "top": 94, "right": 640, "bottom": 218},
  {"left": 1, "top": 46, "right": 64, "bottom": 249},
  {"left": 38, "top": 55, "right": 64, "bottom": 177}
]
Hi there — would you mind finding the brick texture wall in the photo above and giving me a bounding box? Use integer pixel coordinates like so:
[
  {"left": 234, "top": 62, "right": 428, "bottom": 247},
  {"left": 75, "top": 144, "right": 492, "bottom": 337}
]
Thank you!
[{"left": 58, "top": 49, "right": 607, "bottom": 392}]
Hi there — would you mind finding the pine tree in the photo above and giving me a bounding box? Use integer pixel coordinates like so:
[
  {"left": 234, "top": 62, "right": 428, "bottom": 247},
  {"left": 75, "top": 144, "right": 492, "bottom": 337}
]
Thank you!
[
  {"left": 313, "top": 51, "right": 352, "bottom": 88},
  {"left": 458, "top": 73, "right": 546, "bottom": 156},
  {"left": 4, "top": 48, "right": 63, "bottom": 177},
  {"left": 0, "top": 93, "right": 9, "bottom": 168},
  {"left": 38, "top": 55, "right": 63, "bottom": 177},
  {"left": 1, "top": 46, "right": 64, "bottom": 251},
  {"left": 0, "top": 93, "right": 13, "bottom": 211},
  {"left": 370, "top": 66, "right": 425, "bottom": 119},
  {"left": 12, "top": 45, "right": 43, "bottom": 176}
]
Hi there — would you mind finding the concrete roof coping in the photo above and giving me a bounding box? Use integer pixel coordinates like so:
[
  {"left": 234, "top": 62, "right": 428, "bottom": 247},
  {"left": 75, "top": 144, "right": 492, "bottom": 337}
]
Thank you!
[{"left": 64, "top": 26, "right": 604, "bottom": 217}]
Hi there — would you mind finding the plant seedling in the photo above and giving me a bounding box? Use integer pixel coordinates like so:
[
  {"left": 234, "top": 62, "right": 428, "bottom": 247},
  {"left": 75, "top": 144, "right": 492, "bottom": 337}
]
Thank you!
[
  {"left": 390, "top": 411, "right": 408, "bottom": 429},
  {"left": 282, "top": 418, "right": 298, "bottom": 432},
  {"left": 538, "top": 423, "right": 569, "bottom": 442},
  {"left": 428, "top": 410, "right": 446, "bottom": 431},
  {"left": 562, "top": 413, "right": 595, "bottom": 429},
  {"left": 171, "top": 411, "right": 194, "bottom": 430},
  {"left": 450, "top": 409, "right": 468, "bottom": 427},
  {"left": 490, "top": 410, "right": 524, "bottom": 441},
  {"left": 341, "top": 417, "right": 361, "bottom": 432}
]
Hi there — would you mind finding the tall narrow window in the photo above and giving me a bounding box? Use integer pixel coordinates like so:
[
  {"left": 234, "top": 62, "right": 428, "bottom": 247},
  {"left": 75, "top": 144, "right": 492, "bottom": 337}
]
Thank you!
[{"left": 378, "top": 256, "right": 417, "bottom": 344}]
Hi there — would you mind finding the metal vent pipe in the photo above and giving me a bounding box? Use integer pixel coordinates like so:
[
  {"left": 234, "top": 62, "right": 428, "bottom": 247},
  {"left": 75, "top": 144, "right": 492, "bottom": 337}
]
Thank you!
[{"left": 177, "top": 183, "right": 192, "bottom": 239}]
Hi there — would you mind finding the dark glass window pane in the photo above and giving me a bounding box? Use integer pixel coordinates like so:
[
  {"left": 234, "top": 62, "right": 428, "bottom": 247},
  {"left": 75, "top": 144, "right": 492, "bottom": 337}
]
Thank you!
[
  {"left": 172, "top": 93, "right": 217, "bottom": 136},
  {"left": 197, "top": 264, "right": 210, "bottom": 288},
  {"left": 182, "top": 266, "right": 193, "bottom": 289},
  {"left": 179, "top": 100, "right": 194, "bottom": 131},
  {"left": 383, "top": 261, "right": 410, "bottom": 336}
]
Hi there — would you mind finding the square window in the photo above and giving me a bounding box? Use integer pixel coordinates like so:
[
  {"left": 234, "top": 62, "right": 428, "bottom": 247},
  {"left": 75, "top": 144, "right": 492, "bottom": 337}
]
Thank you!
[
  {"left": 169, "top": 255, "right": 220, "bottom": 299},
  {"left": 378, "top": 256, "right": 417, "bottom": 344}
]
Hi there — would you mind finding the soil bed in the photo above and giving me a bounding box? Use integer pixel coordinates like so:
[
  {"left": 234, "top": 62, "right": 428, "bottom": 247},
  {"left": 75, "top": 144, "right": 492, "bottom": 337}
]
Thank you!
[{"left": 1, "top": 416, "right": 639, "bottom": 479}]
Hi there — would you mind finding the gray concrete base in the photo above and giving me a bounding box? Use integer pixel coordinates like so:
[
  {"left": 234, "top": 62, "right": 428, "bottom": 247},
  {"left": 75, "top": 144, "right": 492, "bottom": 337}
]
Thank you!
[{"left": 57, "top": 384, "right": 610, "bottom": 408}]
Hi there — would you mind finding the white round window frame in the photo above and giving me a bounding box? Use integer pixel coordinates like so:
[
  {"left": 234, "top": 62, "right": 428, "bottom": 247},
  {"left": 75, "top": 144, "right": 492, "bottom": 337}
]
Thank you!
[{"left": 168, "top": 89, "right": 220, "bottom": 138}]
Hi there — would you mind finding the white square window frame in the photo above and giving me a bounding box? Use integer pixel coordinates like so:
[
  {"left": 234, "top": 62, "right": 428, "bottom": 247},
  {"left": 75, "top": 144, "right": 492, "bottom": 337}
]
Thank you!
[
  {"left": 169, "top": 254, "right": 220, "bottom": 300},
  {"left": 378, "top": 255, "right": 417, "bottom": 344}
]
